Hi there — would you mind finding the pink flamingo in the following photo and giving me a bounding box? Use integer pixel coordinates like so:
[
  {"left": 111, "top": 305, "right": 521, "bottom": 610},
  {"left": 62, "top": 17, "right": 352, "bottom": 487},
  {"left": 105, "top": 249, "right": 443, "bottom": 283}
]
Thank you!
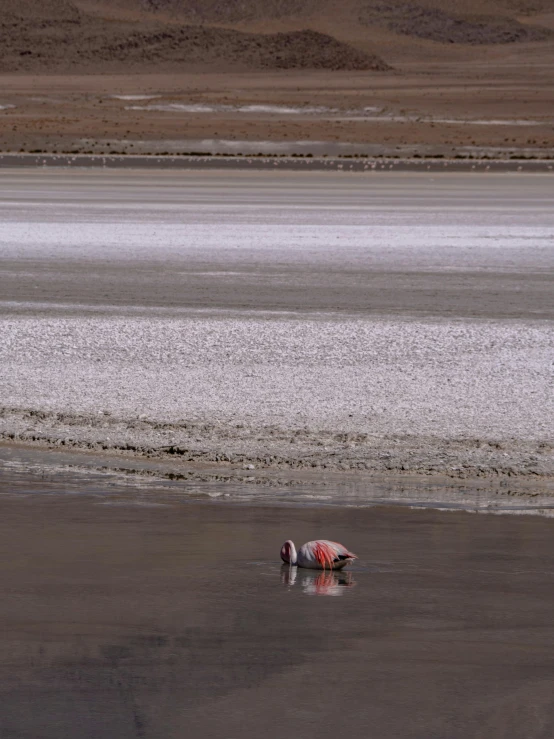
[{"left": 280, "top": 539, "right": 357, "bottom": 570}]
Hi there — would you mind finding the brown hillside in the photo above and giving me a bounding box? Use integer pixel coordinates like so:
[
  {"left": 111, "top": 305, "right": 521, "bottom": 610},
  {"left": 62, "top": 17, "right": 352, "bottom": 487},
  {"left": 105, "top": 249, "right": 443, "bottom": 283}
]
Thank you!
[
  {"left": 0, "top": 21, "right": 389, "bottom": 72},
  {"left": 1, "top": 0, "right": 552, "bottom": 75},
  {"left": 139, "top": 0, "right": 321, "bottom": 23},
  {"left": 0, "top": 0, "right": 391, "bottom": 72},
  {"left": 74, "top": 0, "right": 554, "bottom": 25},
  {"left": 358, "top": 1, "right": 552, "bottom": 44},
  {"left": 96, "top": 28, "right": 389, "bottom": 70},
  {"left": 2, "top": 0, "right": 82, "bottom": 20}
]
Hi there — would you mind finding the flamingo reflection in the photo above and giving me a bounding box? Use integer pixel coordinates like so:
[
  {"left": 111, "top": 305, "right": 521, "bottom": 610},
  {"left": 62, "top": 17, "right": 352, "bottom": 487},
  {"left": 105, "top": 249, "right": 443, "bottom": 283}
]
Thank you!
[{"left": 281, "top": 565, "right": 356, "bottom": 596}]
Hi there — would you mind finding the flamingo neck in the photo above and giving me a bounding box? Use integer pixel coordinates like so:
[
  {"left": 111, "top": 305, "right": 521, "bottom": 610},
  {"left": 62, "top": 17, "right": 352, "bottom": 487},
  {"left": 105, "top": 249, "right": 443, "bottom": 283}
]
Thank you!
[
  {"left": 281, "top": 540, "right": 298, "bottom": 566},
  {"left": 289, "top": 541, "right": 298, "bottom": 566}
]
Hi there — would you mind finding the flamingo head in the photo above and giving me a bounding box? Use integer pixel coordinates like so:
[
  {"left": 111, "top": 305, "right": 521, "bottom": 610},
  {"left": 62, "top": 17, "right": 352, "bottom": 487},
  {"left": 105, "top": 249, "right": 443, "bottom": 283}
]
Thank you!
[{"left": 280, "top": 540, "right": 297, "bottom": 566}]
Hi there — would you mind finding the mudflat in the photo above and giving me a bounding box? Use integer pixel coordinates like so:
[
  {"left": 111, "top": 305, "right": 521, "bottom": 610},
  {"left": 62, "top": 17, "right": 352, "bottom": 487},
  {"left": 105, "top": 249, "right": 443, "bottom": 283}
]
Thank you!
[
  {"left": 2, "top": 479, "right": 554, "bottom": 738},
  {"left": 2, "top": 168, "right": 553, "bottom": 319},
  {"left": 1, "top": 168, "right": 553, "bottom": 486}
]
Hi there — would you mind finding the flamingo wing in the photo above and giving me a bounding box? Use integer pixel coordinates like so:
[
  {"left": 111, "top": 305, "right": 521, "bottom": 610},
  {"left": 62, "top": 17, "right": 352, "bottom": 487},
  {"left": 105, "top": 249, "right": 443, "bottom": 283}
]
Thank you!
[{"left": 298, "top": 540, "right": 357, "bottom": 569}]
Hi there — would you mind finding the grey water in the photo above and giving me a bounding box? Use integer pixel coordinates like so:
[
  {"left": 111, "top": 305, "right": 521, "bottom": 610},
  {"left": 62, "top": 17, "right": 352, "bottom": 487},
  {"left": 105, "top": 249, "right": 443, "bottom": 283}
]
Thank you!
[{"left": 2, "top": 465, "right": 554, "bottom": 738}]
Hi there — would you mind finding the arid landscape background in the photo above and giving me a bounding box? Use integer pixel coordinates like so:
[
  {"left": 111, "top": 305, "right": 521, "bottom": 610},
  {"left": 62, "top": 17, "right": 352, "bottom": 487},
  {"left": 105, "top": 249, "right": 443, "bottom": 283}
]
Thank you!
[
  {"left": 1, "top": 7, "right": 554, "bottom": 737},
  {"left": 0, "top": 0, "right": 553, "bottom": 155}
]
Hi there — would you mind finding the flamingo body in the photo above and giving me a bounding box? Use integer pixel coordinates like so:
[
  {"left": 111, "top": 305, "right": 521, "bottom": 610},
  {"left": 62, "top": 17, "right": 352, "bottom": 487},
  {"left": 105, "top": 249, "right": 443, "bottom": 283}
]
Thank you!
[{"left": 280, "top": 539, "right": 357, "bottom": 570}]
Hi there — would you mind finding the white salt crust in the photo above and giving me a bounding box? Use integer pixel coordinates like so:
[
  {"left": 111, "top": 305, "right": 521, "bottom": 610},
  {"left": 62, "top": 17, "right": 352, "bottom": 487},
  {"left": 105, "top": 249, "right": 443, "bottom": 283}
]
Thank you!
[{"left": 0, "top": 169, "right": 552, "bottom": 477}]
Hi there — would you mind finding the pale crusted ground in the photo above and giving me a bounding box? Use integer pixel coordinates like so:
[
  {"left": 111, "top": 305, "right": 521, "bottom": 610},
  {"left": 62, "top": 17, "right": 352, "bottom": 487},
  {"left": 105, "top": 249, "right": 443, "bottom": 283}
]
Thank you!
[
  {"left": 0, "top": 169, "right": 553, "bottom": 483},
  {"left": 0, "top": 316, "right": 553, "bottom": 473}
]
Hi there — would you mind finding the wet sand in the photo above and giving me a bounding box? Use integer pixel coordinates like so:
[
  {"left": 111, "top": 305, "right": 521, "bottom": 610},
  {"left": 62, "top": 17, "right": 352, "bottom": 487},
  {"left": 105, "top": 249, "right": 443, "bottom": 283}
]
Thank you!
[
  {"left": 2, "top": 475, "right": 554, "bottom": 738},
  {"left": 3, "top": 443, "right": 554, "bottom": 512},
  {"left": 1, "top": 168, "right": 553, "bottom": 486}
]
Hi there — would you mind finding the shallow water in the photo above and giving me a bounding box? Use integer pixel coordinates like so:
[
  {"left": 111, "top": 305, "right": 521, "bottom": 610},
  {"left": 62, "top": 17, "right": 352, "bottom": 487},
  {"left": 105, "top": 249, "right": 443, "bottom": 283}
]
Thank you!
[
  {"left": 2, "top": 473, "right": 554, "bottom": 738},
  {"left": 1, "top": 444, "right": 553, "bottom": 514}
]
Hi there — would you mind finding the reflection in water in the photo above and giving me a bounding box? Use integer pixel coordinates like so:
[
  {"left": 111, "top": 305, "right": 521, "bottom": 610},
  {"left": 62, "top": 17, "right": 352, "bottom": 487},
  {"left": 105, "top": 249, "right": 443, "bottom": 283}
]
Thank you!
[{"left": 281, "top": 565, "right": 356, "bottom": 596}]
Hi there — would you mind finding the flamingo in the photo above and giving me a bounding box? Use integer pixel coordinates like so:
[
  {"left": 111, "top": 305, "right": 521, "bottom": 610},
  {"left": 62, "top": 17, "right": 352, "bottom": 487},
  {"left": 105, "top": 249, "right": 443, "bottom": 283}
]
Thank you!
[{"left": 280, "top": 539, "right": 357, "bottom": 570}]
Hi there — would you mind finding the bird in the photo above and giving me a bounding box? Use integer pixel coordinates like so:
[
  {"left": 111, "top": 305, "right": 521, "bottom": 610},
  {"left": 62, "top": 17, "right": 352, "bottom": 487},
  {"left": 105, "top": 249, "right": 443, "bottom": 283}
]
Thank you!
[{"left": 280, "top": 539, "right": 357, "bottom": 570}]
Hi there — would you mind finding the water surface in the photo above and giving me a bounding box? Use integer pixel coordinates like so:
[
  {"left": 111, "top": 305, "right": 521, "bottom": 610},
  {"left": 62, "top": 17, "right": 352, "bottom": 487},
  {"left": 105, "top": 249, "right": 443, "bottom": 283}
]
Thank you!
[{"left": 1, "top": 474, "right": 554, "bottom": 738}]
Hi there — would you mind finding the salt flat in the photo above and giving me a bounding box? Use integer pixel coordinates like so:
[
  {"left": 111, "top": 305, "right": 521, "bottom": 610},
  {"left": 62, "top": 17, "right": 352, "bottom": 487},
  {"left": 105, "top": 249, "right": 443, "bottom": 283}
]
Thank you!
[{"left": 0, "top": 169, "right": 552, "bottom": 481}]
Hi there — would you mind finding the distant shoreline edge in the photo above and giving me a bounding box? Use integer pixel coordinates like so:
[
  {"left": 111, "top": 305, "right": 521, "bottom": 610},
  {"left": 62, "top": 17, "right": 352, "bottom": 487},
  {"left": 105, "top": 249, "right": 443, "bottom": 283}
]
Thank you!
[{"left": 1, "top": 152, "right": 553, "bottom": 173}]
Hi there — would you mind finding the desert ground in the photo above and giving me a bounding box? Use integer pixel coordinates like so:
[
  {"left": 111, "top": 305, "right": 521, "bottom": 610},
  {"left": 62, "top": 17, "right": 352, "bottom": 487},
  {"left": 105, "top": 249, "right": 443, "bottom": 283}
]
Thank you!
[{"left": 0, "top": 0, "right": 553, "bottom": 158}]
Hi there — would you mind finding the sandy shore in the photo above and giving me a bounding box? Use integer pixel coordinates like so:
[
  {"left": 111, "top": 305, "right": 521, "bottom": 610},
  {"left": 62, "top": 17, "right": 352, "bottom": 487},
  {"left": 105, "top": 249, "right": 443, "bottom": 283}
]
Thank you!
[{"left": 0, "top": 168, "right": 553, "bottom": 490}]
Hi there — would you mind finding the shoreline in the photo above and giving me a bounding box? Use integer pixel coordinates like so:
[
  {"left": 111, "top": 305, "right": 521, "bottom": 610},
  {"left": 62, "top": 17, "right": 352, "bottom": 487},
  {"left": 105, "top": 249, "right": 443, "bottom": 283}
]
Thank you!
[
  {"left": 1, "top": 152, "right": 554, "bottom": 173},
  {"left": 2, "top": 440, "right": 554, "bottom": 513},
  {"left": 2, "top": 405, "right": 553, "bottom": 487}
]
